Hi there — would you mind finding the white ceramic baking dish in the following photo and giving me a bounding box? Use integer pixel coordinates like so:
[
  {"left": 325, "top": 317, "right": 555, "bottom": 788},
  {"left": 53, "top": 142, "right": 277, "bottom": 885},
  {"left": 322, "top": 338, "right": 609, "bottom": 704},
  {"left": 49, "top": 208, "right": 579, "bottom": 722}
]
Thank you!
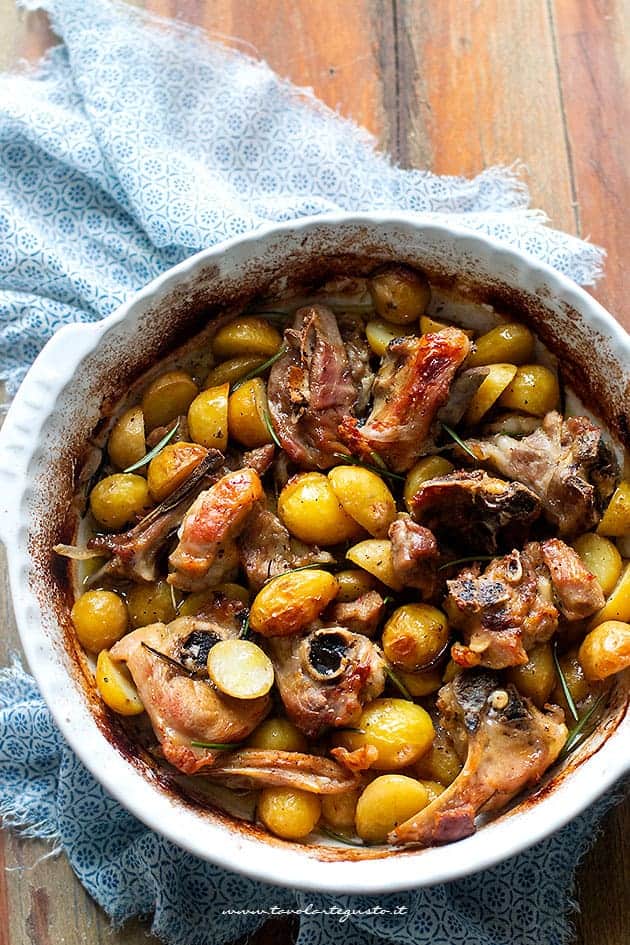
[{"left": 0, "top": 214, "right": 628, "bottom": 894}]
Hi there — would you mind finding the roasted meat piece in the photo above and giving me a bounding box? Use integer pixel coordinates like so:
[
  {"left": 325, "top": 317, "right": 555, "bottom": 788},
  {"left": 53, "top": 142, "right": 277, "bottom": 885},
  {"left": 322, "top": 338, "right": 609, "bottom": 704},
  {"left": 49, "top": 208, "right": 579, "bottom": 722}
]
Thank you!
[
  {"left": 339, "top": 327, "right": 471, "bottom": 472},
  {"left": 446, "top": 540, "right": 604, "bottom": 669},
  {"left": 111, "top": 617, "right": 270, "bottom": 774},
  {"left": 267, "top": 626, "right": 385, "bottom": 737},
  {"left": 388, "top": 514, "right": 440, "bottom": 598},
  {"left": 465, "top": 411, "right": 618, "bottom": 537},
  {"left": 267, "top": 305, "right": 358, "bottom": 469},
  {"left": 389, "top": 669, "right": 567, "bottom": 845},
  {"left": 326, "top": 590, "right": 385, "bottom": 637},
  {"left": 338, "top": 311, "right": 375, "bottom": 415},
  {"left": 207, "top": 749, "right": 358, "bottom": 794},
  {"left": 169, "top": 467, "right": 263, "bottom": 591},
  {"left": 410, "top": 470, "right": 541, "bottom": 555}
]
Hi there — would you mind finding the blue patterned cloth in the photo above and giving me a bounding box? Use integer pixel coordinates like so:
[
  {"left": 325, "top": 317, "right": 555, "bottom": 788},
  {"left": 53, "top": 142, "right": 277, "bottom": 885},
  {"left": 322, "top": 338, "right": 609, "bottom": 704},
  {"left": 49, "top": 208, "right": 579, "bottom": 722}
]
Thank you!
[{"left": 0, "top": 1, "right": 622, "bottom": 943}]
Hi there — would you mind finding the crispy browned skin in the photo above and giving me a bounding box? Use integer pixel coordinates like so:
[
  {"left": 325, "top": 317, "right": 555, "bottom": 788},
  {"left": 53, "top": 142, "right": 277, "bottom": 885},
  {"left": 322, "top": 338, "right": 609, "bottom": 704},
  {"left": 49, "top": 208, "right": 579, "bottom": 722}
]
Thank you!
[
  {"left": 410, "top": 470, "right": 541, "bottom": 555},
  {"left": 267, "top": 627, "right": 385, "bottom": 737},
  {"left": 389, "top": 670, "right": 567, "bottom": 846},
  {"left": 169, "top": 468, "right": 263, "bottom": 591},
  {"left": 540, "top": 538, "right": 605, "bottom": 620},
  {"left": 327, "top": 591, "right": 385, "bottom": 637},
  {"left": 388, "top": 513, "right": 440, "bottom": 598},
  {"left": 267, "top": 305, "right": 358, "bottom": 469},
  {"left": 465, "top": 411, "right": 618, "bottom": 537},
  {"left": 339, "top": 327, "right": 471, "bottom": 472},
  {"left": 207, "top": 749, "right": 359, "bottom": 794},
  {"left": 111, "top": 618, "right": 270, "bottom": 774}
]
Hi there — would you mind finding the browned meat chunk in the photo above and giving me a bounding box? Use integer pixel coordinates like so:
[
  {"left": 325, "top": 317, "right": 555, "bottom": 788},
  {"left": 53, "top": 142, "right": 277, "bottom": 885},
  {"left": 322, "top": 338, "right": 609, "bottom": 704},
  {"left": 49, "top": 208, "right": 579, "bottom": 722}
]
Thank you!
[
  {"left": 338, "top": 311, "right": 375, "bottom": 414},
  {"left": 389, "top": 669, "right": 567, "bottom": 845},
  {"left": 466, "top": 411, "right": 618, "bottom": 537},
  {"left": 207, "top": 749, "right": 358, "bottom": 794},
  {"left": 410, "top": 470, "right": 541, "bottom": 555},
  {"left": 267, "top": 626, "right": 385, "bottom": 737},
  {"left": 339, "top": 328, "right": 471, "bottom": 472},
  {"left": 540, "top": 538, "right": 605, "bottom": 621},
  {"left": 111, "top": 618, "right": 270, "bottom": 774},
  {"left": 169, "top": 468, "right": 263, "bottom": 591},
  {"left": 88, "top": 450, "right": 224, "bottom": 584},
  {"left": 388, "top": 514, "right": 440, "bottom": 598},
  {"left": 327, "top": 591, "right": 385, "bottom": 637},
  {"left": 267, "top": 305, "right": 357, "bottom": 469}
]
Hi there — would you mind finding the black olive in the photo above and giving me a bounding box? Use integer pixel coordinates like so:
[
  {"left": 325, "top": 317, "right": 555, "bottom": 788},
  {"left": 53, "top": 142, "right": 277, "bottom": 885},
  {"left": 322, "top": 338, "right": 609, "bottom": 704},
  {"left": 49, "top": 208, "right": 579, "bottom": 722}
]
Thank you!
[{"left": 308, "top": 631, "right": 347, "bottom": 678}]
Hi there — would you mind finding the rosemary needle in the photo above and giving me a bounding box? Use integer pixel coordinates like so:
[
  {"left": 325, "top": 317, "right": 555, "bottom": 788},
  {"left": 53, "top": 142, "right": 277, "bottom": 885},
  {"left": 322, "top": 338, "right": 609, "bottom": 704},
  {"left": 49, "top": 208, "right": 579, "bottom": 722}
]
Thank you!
[
  {"left": 553, "top": 641, "right": 579, "bottom": 723},
  {"left": 557, "top": 694, "right": 607, "bottom": 762},
  {"left": 124, "top": 420, "right": 179, "bottom": 473},
  {"left": 232, "top": 345, "right": 288, "bottom": 390},
  {"left": 441, "top": 423, "right": 478, "bottom": 461}
]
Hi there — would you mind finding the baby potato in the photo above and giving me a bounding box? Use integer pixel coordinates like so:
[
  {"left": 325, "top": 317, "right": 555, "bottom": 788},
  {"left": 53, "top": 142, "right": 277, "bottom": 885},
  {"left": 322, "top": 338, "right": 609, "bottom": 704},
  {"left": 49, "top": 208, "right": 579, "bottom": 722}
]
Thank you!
[
  {"left": 178, "top": 584, "right": 249, "bottom": 617},
  {"left": 214, "top": 583, "right": 250, "bottom": 606},
  {"left": 258, "top": 787, "right": 321, "bottom": 840},
  {"left": 248, "top": 718, "right": 308, "bottom": 752},
  {"left": 207, "top": 639, "right": 274, "bottom": 699},
  {"left": 365, "top": 319, "right": 410, "bottom": 357},
  {"left": 142, "top": 370, "right": 198, "bottom": 432},
  {"left": 212, "top": 317, "right": 282, "bottom": 360},
  {"left": 398, "top": 667, "right": 443, "bottom": 698},
  {"left": 466, "top": 322, "right": 535, "bottom": 368},
  {"left": 579, "top": 621, "right": 630, "bottom": 681},
  {"left": 328, "top": 466, "right": 396, "bottom": 538},
  {"left": 71, "top": 589, "right": 128, "bottom": 652},
  {"left": 336, "top": 698, "right": 434, "bottom": 770},
  {"left": 355, "top": 775, "right": 429, "bottom": 842},
  {"left": 90, "top": 473, "right": 150, "bottom": 529},
  {"left": 382, "top": 604, "right": 449, "bottom": 672},
  {"left": 227, "top": 377, "right": 272, "bottom": 448},
  {"left": 187, "top": 383, "right": 229, "bottom": 450},
  {"left": 404, "top": 456, "right": 454, "bottom": 513},
  {"left": 420, "top": 316, "right": 474, "bottom": 338},
  {"left": 107, "top": 406, "right": 146, "bottom": 470},
  {"left": 589, "top": 562, "right": 630, "bottom": 627},
  {"left": 204, "top": 355, "right": 266, "bottom": 389},
  {"left": 442, "top": 659, "right": 463, "bottom": 683},
  {"left": 464, "top": 363, "right": 518, "bottom": 425},
  {"left": 249, "top": 568, "right": 339, "bottom": 637},
  {"left": 505, "top": 643, "right": 555, "bottom": 708},
  {"left": 335, "top": 569, "right": 377, "bottom": 602},
  {"left": 147, "top": 441, "right": 208, "bottom": 501},
  {"left": 95, "top": 650, "right": 144, "bottom": 716},
  {"left": 126, "top": 580, "right": 176, "bottom": 629},
  {"left": 597, "top": 481, "right": 630, "bottom": 538},
  {"left": 346, "top": 539, "right": 402, "bottom": 590},
  {"left": 420, "top": 780, "right": 445, "bottom": 803},
  {"left": 573, "top": 533, "right": 622, "bottom": 597},
  {"left": 497, "top": 364, "right": 560, "bottom": 416},
  {"left": 414, "top": 731, "right": 462, "bottom": 786},
  {"left": 551, "top": 646, "right": 593, "bottom": 713},
  {"left": 278, "top": 472, "right": 364, "bottom": 546},
  {"left": 321, "top": 789, "right": 361, "bottom": 831},
  {"left": 368, "top": 264, "right": 430, "bottom": 325}
]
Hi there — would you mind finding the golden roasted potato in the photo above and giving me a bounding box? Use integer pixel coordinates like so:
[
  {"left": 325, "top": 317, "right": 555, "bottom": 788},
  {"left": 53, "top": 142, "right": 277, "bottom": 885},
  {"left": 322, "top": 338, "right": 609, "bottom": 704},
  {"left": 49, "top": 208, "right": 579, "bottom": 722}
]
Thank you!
[
  {"left": 328, "top": 465, "right": 396, "bottom": 538},
  {"left": 579, "top": 621, "right": 630, "bottom": 681},
  {"left": 249, "top": 569, "right": 339, "bottom": 637},
  {"left": 420, "top": 316, "right": 474, "bottom": 338},
  {"left": 551, "top": 646, "right": 593, "bottom": 713},
  {"left": 365, "top": 319, "right": 411, "bottom": 356},
  {"left": 321, "top": 789, "right": 361, "bottom": 831},
  {"left": 278, "top": 472, "right": 364, "bottom": 546},
  {"left": 258, "top": 787, "right": 321, "bottom": 840},
  {"left": 147, "top": 441, "right": 208, "bottom": 501},
  {"left": 355, "top": 775, "right": 429, "bottom": 842},
  {"left": 227, "top": 377, "right": 272, "bottom": 448},
  {"left": 573, "top": 533, "right": 622, "bottom": 597},
  {"left": 466, "top": 322, "right": 534, "bottom": 368},
  {"left": 141, "top": 370, "right": 198, "bottom": 431},
  {"left": 204, "top": 355, "right": 265, "bottom": 389},
  {"left": 414, "top": 731, "right": 462, "bottom": 786},
  {"left": 89, "top": 473, "right": 150, "bottom": 529},
  {"left": 597, "top": 481, "right": 630, "bottom": 538},
  {"left": 505, "top": 643, "right": 555, "bottom": 708},
  {"left": 346, "top": 539, "right": 402, "bottom": 590},
  {"left": 248, "top": 718, "right": 308, "bottom": 752},
  {"left": 187, "top": 383, "right": 229, "bottom": 450},
  {"left": 382, "top": 604, "right": 449, "bottom": 672},
  {"left": 368, "top": 264, "right": 430, "bottom": 325},
  {"left": 334, "top": 569, "right": 377, "bottom": 602},
  {"left": 497, "top": 364, "right": 560, "bottom": 416},
  {"left": 398, "top": 667, "right": 443, "bottom": 698},
  {"left": 589, "top": 562, "right": 630, "bottom": 627},
  {"left": 212, "top": 317, "right": 282, "bottom": 360},
  {"left": 71, "top": 590, "right": 128, "bottom": 652},
  {"left": 107, "top": 406, "right": 146, "bottom": 470},
  {"left": 96, "top": 650, "right": 144, "bottom": 716},
  {"left": 335, "top": 698, "right": 434, "bottom": 770},
  {"left": 207, "top": 639, "right": 274, "bottom": 699},
  {"left": 214, "top": 583, "right": 250, "bottom": 606},
  {"left": 404, "top": 456, "right": 454, "bottom": 513},
  {"left": 126, "top": 580, "right": 176, "bottom": 629},
  {"left": 464, "top": 363, "right": 518, "bottom": 425}
]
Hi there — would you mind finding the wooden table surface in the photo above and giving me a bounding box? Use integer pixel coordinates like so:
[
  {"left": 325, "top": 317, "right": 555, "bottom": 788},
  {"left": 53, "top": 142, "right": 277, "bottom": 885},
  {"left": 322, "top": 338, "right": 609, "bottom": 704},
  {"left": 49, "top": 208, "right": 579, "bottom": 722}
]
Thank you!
[{"left": 0, "top": 1, "right": 628, "bottom": 943}]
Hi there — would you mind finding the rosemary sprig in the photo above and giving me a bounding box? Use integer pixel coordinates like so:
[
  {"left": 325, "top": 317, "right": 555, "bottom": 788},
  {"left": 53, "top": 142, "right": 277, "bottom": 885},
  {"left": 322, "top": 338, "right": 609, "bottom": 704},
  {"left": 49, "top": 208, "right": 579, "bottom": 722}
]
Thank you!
[
  {"left": 141, "top": 642, "right": 195, "bottom": 677},
  {"left": 232, "top": 345, "right": 288, "bottom": 390},
  {"left": 263, "top": 410, "right": 283, "bottom": 449},
  {"left": 240, "top": 613, "right": 251, "bottom": 640},
  {"left": 320, "top": 826, "right": 369, "bottom": 847},
  {"left": 124, "top": 421, "right": 179, "bottom": 473},
  {"left": 438, "top": 555, "right": 494, "bottom": 571},
  {"left": 384, "top": 663, "right": 413, "bottom": 700},
  {"left": 557, "top": 693, "right": 607, "bottom": 762},
  {"left": 190, "top": 739, "right": 244, "bottom": 750},
  {"left": 553, "top": 642, "right": 579, "bottom": 723},
  {"left": 332, "top": 452, "right": 405, "bottom": 483},
  {"left": 441, "top": 424, "right": 478, "bottom": 461}
]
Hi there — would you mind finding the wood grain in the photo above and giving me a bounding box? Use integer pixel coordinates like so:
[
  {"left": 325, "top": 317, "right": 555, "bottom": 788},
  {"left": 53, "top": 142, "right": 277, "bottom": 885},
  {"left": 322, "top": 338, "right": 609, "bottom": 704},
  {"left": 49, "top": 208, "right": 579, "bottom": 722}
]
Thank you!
[{"left": 0, "top": 1, "right": 628, "bottom": 944}]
